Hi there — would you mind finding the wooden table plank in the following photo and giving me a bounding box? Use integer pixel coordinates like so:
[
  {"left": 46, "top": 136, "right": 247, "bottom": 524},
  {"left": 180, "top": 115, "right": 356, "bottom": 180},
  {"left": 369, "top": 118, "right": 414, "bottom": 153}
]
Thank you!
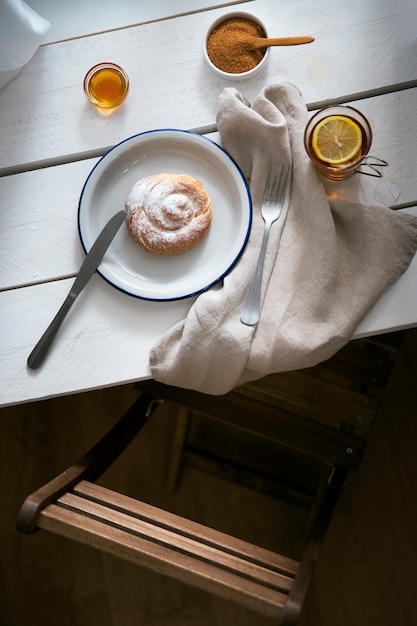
[
  {"left": 0, "top": 159, "right": 98, "bottom": 290},
  {"left": 0, "top": 276, "right": 193, "bottom": 407},
  {"left": 1, "top": 91, "right": 416, "bottom": 291},
  {"left": 1, "top": 0, "right": 416, "bottom": 174},
  {"left": 26, "top": 0, "right": 249, "bottom": 43}
]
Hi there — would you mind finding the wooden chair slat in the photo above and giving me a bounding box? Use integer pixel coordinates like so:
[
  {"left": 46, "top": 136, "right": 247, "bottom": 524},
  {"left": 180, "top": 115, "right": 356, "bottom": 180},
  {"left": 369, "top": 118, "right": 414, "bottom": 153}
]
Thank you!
[
  {"left": 38, "top": 499, "right": 291, "bottom": 618},
  {"left": 57, "top": 490, "right": 296, "bottom": 592},
  {"left": 300, "top": 338, "right": 396, "bottom": 394},
  {"left": 137, "top": 380, "right": 365, "bottom": 470},
  {"left": 236, "top": 370, "right": 378, "bottom": 431},
  {"left": 74, "top": 481, "right": 298, "bottom": 575}
]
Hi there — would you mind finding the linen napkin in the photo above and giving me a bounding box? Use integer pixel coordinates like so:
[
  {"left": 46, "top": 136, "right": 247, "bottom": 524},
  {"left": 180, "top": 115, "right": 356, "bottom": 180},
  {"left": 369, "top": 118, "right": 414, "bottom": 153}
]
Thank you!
[{"left": 150, "top": 82, "right": 417, "bottom": 394}]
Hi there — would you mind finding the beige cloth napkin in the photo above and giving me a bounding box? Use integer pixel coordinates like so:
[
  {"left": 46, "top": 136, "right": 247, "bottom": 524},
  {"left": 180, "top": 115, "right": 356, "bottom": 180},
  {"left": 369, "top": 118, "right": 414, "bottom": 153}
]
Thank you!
[{"left": 150, "top": 82, "right": 417, "bottom": 394}]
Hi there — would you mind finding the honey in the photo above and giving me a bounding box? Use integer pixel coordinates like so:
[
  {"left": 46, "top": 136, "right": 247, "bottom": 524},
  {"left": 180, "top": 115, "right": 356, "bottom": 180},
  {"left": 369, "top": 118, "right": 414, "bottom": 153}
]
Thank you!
[{"left": 84, "top": 63, "right": 129, "bottom": 109}]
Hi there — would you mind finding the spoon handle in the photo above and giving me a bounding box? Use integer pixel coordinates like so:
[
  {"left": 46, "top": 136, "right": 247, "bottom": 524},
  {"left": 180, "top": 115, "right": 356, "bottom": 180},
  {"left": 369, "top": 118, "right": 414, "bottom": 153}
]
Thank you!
[{"left": 252, "top": 36, "right": 315, "bottom": 49}]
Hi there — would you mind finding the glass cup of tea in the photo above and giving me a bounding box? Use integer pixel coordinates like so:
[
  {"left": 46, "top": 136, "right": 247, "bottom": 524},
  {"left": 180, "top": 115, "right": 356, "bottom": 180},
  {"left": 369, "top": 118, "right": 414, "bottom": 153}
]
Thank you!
[
  {"left": 83, "top": 62, "right": 129, "bottom": 109},
  {"left": 304, "top": 105, "right": 372, "bottom": 181}
]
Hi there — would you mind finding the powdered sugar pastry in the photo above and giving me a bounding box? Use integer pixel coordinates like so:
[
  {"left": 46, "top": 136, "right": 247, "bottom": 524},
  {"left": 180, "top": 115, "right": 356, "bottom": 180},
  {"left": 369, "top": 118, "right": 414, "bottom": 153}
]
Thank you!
[{"left": 125, "top": 173, "right": 212, "bottom": 254}]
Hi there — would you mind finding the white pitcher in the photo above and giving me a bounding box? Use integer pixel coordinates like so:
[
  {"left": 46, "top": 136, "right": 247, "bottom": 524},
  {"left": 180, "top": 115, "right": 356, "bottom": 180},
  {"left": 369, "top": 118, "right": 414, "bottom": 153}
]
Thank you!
[{"left": 0, "top": 0, "right": 50, "bottom": 88}]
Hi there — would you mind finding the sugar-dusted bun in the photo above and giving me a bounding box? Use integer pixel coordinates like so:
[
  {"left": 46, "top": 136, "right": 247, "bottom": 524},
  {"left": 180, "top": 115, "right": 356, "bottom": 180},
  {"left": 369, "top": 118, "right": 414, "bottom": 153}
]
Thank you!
[{"left": 125, "top": 173, "right": 212, "bottom": 254}]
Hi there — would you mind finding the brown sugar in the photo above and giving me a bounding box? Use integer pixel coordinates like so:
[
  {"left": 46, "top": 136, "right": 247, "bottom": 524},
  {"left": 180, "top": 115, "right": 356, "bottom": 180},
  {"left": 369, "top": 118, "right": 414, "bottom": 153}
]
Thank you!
[{"left": 206, "top": 17, "right": 266, "bottom": 74}]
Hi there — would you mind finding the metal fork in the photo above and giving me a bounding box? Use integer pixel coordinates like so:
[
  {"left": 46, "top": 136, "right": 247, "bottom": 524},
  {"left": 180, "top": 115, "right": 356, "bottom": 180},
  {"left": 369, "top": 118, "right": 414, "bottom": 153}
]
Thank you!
[{"left": 240, "top": 163, "right": 289, "bottom": 326}]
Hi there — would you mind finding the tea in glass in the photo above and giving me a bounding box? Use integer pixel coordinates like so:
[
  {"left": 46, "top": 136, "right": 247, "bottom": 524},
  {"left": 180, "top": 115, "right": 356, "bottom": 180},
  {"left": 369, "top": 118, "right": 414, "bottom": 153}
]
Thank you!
[
  {"left": 304, "top": 105, "right": 372, "bottom": 181},
  {"left": 84, "top": 62, "right": 129, "bottom": 109}
]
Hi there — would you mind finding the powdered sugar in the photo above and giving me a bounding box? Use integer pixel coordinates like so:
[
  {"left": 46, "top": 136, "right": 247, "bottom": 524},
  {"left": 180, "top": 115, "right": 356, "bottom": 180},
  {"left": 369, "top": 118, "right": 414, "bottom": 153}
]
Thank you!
[{"left": 125, "top": 173, "right": 212, "bottom": 254}]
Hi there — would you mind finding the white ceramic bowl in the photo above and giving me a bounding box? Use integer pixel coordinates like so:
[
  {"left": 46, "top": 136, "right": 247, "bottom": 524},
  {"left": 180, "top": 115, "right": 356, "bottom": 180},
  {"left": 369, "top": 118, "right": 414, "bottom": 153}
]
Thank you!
[{"left": 203, "top": 11, "right": 270, "bottom": 80}]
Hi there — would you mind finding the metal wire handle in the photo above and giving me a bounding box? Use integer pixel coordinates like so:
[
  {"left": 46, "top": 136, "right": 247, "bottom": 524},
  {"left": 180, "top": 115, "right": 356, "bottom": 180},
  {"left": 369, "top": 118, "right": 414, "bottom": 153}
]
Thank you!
[{"left": 355, "top": 156, "right": 389, "bottom": 177}]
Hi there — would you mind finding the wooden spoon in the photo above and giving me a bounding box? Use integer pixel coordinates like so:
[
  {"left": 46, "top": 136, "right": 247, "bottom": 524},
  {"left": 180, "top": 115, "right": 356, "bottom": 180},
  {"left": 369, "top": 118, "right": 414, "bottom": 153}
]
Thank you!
[{"left": 249, "top": 35, "right": 315, "bottom": 50}]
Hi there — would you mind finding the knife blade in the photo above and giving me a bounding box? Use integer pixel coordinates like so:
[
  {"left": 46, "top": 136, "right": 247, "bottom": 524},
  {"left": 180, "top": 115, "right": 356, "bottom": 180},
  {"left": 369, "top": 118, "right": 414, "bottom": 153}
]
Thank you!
[{"left": 27, "top": 210, "right": 126, "bottom": 369}]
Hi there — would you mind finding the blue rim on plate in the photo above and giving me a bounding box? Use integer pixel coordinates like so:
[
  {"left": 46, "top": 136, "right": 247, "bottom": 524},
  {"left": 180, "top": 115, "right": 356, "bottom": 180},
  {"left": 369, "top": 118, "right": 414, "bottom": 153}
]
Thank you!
[{"left": 78, "top": 129, "right": 252, "bottom": 301}]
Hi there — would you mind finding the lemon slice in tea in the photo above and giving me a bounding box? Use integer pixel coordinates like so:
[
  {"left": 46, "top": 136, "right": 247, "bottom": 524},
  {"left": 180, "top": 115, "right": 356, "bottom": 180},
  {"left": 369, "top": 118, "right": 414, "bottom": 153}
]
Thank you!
[{"left": 311, "top": 115, "right": 363, "bottom": 165}]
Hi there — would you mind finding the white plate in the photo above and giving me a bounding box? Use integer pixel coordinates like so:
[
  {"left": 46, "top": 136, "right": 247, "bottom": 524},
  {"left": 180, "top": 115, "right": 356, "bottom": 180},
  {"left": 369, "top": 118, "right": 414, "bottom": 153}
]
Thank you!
[{"left": 78, "top": 129, "right": 252, "bottom": 300}]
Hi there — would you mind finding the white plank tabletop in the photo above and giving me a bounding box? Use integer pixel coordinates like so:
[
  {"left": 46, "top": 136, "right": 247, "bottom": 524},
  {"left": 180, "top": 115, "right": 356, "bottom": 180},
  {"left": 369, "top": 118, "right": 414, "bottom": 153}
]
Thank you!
[
  {"left": 26, "top": 0, "right": 246, "bottom": 43},
  {"left": 2, "top": 0, "right": 417, "bottom": 175},
  {"left": 1, "top": 0, "right": 417, "bottom": 407}
]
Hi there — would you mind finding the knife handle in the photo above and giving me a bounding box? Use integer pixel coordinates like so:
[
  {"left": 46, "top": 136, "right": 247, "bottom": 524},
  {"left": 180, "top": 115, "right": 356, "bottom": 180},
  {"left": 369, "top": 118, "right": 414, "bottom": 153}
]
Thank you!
[{"left": 27, "top": 294, "right": 76, "bottom": 369}]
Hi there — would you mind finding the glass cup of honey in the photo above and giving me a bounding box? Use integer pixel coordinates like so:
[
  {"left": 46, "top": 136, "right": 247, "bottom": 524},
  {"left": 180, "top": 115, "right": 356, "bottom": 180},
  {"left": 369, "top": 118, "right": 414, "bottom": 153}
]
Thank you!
[
  {"left": 83, "top": 62, "right": 129, "bottom": 109},
  {"left": 304, "top": 105, "right": 372, "bottom": 181}
]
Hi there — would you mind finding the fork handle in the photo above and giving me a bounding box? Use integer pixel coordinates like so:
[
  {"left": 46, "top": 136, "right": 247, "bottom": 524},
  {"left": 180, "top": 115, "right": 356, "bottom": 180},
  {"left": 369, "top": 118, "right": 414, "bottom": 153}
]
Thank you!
[{"left": 240, "top": 224, "right": 271, "bottom": 326}]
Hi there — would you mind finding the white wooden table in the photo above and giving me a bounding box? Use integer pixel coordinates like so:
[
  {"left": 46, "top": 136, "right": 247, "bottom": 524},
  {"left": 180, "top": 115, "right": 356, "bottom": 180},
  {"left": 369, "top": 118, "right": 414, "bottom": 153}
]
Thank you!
[{"left": 1, "top": 0, "right": 416, "bottom": 407}]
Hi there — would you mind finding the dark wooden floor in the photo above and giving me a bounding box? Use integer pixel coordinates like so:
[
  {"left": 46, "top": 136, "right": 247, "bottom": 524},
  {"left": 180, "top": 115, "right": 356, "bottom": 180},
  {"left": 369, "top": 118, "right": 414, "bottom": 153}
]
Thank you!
[{"left": 1, "top": 329, "right": 416, "bottom": 626}]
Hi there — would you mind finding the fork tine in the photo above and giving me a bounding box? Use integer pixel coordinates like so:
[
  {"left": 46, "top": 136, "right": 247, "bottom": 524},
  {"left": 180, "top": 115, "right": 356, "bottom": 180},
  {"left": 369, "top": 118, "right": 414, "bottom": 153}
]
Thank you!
[
  {"left": 268, "top": 164, "right": 283, "bottom": 203},
  {"left": 279, "top": 165, "right": 289, "bottom": 204},
  {"left": 263, "top": 164, "right": 275, "bottom": 202},
  {"left": 265, "top": 163, "right": 288, "bottom": 205}
]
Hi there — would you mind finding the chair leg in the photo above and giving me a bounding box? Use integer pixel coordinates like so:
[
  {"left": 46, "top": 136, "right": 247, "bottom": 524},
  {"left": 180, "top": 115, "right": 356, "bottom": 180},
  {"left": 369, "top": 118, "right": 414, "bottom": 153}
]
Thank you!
[
  {"left": 16, "top": 392, "right": 160, "bottom": 535},
  {"left": 166, "top": 407, "right": 191, "bottom": 492},
  {"left": 280, "top": 465, "right": 348, "bottom": 626}
]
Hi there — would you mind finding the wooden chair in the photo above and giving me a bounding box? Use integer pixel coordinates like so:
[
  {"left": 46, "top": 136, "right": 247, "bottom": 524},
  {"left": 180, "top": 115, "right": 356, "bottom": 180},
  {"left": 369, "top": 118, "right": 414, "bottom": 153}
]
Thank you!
[{"left": 17, "top": 336, "right": 398, "bottom": 624}]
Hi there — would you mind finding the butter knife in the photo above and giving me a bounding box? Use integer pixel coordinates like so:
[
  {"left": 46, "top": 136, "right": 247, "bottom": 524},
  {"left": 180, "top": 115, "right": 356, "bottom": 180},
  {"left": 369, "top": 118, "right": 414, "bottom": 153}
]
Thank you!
[{"left": 27, "top": 210, "right": 126, "bottom": 369}]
